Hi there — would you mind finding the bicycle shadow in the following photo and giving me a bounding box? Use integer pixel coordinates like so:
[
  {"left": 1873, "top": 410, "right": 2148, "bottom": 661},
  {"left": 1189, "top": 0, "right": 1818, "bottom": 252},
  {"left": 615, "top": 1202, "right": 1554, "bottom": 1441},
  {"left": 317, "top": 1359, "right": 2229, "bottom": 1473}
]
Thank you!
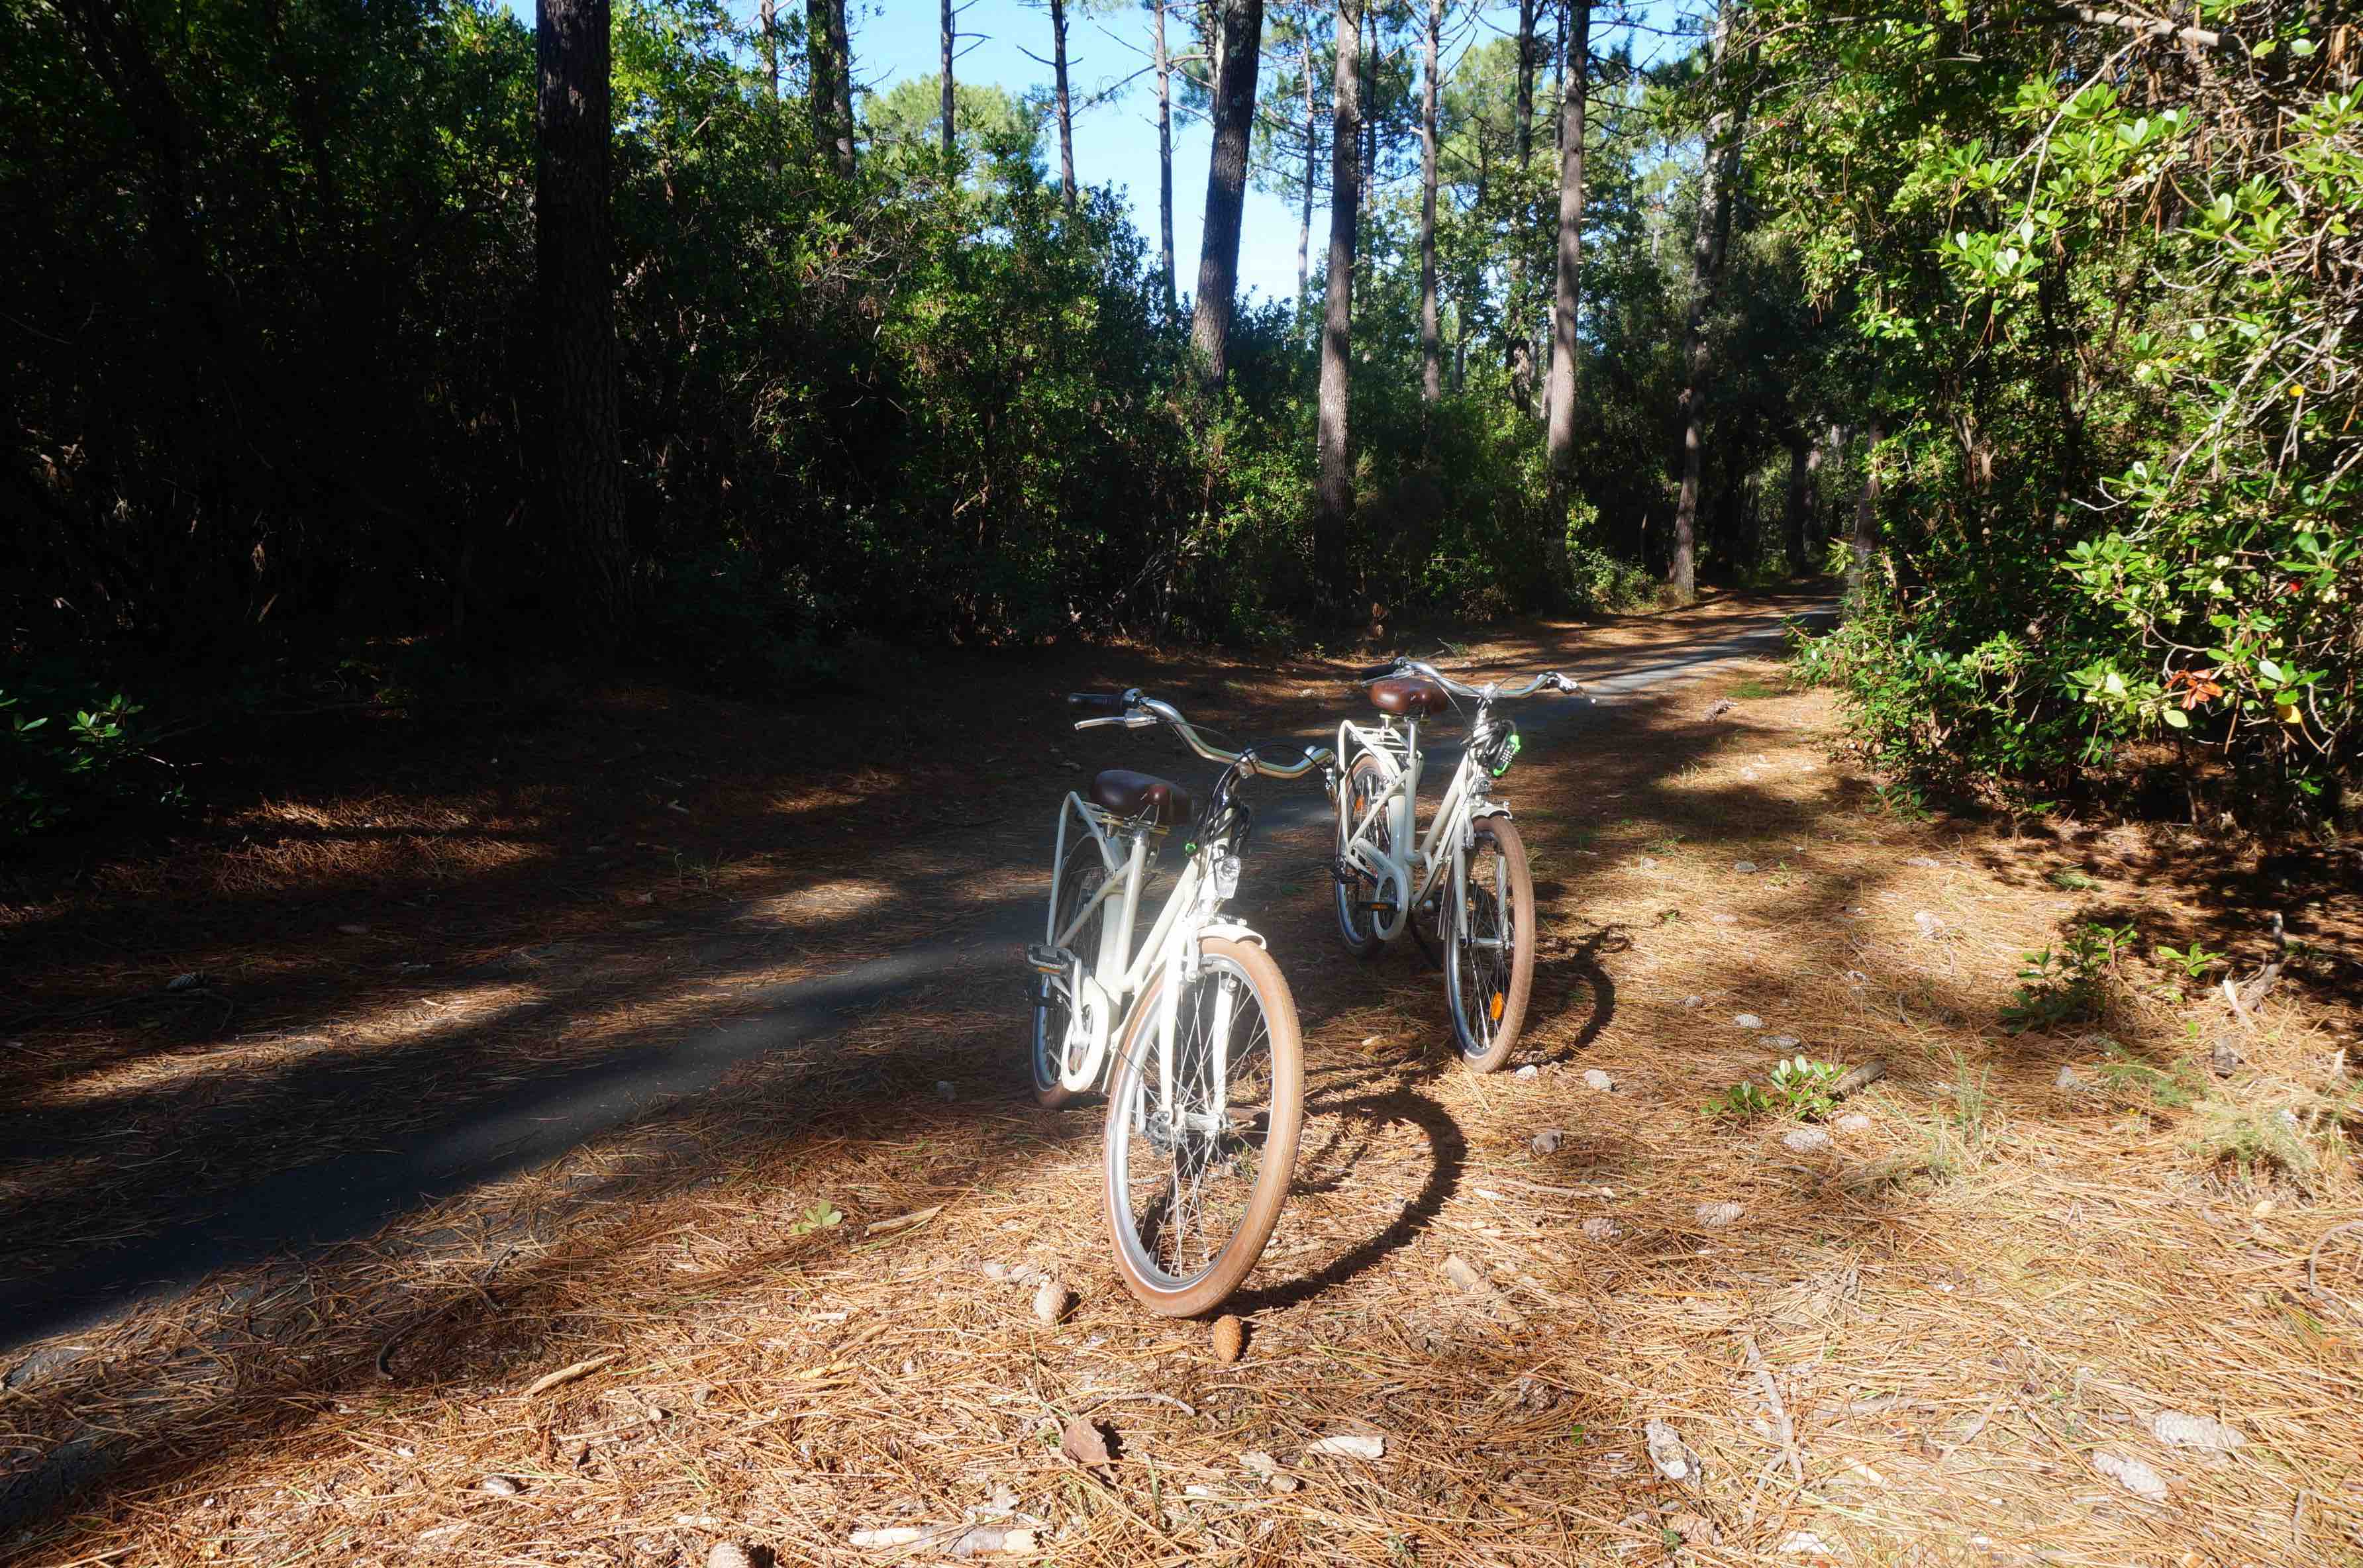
[
  {"left": 1228, "top": 1080, "right": 1465, "bottom": 1316},
  {"left": 1525, "top": 920, "right": 1627, "bottom": 1066}
]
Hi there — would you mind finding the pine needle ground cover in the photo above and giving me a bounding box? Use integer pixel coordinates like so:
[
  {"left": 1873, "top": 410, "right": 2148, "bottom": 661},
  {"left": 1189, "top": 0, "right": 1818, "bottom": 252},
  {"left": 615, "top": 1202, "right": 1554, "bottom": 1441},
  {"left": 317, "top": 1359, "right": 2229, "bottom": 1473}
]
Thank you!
[{"left": 3, "top": 591, "right": 2358, "bottom": 1566}]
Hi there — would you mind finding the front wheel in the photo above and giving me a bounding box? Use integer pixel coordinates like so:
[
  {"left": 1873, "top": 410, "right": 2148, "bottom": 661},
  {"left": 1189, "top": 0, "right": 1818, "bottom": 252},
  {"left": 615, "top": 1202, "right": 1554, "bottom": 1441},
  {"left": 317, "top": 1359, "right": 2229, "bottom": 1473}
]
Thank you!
[
  {"left": 1442, "top": 815, "right": 1536, "bottom": 1073},
  {"left": 1102, "top": 937, "right": 1304, "bottom": 1316}
]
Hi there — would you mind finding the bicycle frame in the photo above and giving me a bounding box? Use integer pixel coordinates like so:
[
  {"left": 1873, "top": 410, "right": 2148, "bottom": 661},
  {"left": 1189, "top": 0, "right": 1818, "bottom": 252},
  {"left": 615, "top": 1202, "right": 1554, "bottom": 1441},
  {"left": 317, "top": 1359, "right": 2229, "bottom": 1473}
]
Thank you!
[
  {"left": 1332, "top": 713, "right": 1506, "bottom": 943},
  {"left": 1040, "top": 795, "right": 1250, "bottom": 1108}
]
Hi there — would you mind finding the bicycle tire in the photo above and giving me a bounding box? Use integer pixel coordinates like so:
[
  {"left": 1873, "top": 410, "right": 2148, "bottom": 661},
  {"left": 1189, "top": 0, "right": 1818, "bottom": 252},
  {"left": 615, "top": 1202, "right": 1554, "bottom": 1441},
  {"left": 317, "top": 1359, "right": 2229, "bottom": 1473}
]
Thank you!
[
  {"left": 1442, "top": 815, "right": 1536, "bottom": 1073},
  {"left": 1031, "top": 845, "right": 1113, "bottom": 1108},
  {"left": 1101, "top": 936, "right": 1304, "bottom": 1316}
]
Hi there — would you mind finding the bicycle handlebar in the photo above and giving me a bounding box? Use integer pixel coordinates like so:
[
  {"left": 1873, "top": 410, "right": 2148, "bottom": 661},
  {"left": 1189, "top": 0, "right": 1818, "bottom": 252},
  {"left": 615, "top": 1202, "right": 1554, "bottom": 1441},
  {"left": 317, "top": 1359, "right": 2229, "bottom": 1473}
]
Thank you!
[
  {"left": 1356, "top": 658, "right": 1582, "bottom": 701},
  {"left": 1068, "top": 689, "right": 1334, "bottom": 779}
]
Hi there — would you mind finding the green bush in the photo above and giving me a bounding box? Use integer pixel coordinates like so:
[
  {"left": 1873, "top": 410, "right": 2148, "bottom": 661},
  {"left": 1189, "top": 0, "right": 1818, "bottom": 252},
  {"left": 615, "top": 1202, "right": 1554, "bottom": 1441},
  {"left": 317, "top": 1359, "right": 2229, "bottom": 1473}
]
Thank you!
[{"left": 2, "top": 665, "right": 182, "bottom": 844}]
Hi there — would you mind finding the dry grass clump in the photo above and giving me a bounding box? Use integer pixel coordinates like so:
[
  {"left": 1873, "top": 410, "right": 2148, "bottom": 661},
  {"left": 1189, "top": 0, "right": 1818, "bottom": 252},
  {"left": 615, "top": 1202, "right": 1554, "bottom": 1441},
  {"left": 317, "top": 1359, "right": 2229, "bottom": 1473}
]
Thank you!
[{"left": 5, "top": 591, "right": 2359, "bottom": 1567}]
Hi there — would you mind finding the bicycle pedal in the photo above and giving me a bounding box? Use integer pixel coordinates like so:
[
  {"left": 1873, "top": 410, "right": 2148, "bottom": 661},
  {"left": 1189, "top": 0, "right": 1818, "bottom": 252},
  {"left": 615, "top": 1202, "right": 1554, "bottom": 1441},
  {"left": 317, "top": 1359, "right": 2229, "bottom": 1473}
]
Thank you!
[
  {"left": 1358, "top": 901, "right": 1396, "bottom": 917},
  {"left": 1025, "top": 944, "right": 1070, "bottom": 975}
]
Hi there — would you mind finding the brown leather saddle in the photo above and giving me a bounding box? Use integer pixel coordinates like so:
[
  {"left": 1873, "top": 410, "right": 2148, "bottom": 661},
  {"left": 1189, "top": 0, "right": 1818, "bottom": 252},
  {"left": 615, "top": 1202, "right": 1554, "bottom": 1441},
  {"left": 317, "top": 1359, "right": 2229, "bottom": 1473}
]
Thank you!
[
  {"left": 1368, "top": 676, "right": 1450, "bottom": 718},
  {"left": 1091, "top": 769, "right": 1194, "bottom": 827}
]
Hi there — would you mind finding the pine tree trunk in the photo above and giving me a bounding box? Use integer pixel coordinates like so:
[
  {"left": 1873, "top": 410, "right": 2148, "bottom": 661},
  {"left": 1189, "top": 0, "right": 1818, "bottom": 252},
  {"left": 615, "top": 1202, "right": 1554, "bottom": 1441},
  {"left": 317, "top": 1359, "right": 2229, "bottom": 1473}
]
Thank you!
[
  {"left": 1298, "top": 29, "right": 1317, "bottom": 318},
  {"left": 1541, "top": 0, "right": 1587, "bottom": 587},
  {"left": 1784, "top": 428, "right": 1811, "bottom": 573},
  {"left": 1418, "top": 0, "right": 1441, "bottom": 408},
  {"left": 535, "top": 0, "right": 628, "bottom": 641},
  {"left": 1668, "top": 1, "right": 1738, "bottom": 605},
  {"left": 807, "top": 0, "right": 853, "bottom": 175},
  {"left": 1846, "top": 416, "right": 1884, "bottom": 609},
  {"left": 1155, "top": 0, "right": 1176, "bottom": 309},
  {"left": 940, "top": 0, "right": 956, "bottom": 158},
  {"left": 1316, "top": 0, "right": 1361, "bottom": 601},
  {"left": 760, "top": 0, "right": 779, "bottom": 97},
  {"left": 1052, "top": 0, "right": 1077, "bottom": 207},
  {"left": 1189, "top": 0, "right": 1266, "bottom": 389},
  {"left": 1505, "top": 0, "right": 1534, "bottom": 401}
]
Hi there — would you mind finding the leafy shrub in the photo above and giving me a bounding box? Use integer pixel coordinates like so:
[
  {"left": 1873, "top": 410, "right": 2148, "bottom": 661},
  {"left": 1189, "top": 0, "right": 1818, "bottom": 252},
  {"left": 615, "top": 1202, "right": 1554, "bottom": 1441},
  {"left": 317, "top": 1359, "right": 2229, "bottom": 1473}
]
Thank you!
[
  {"left": 1704, "top": 1054, "right": 1846, "bottom": 1121},
  {"left": 2001, "top": 920, "right": 2133, "bottom": 1034},
  {"left": 2, "top": 665, "right": 182, "bottom": 844}
]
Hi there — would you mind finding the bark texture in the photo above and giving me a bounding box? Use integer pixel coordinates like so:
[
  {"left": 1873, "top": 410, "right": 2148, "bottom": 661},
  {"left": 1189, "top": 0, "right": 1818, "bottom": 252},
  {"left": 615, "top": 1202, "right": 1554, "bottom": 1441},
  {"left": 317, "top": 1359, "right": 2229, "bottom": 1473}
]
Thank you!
[
  {"left": 1418, "top": 0, "right": 1442, "bottom": 407},
  {"left": 807, "top": 0, "right": 854, "bottom": 175},
  {"left": 1188, "top": 0, "right": 1266, "bottom": 389},
  {"left": 940, "top": 0, "right": 956, "bottom": 158},
  {"left": 1154, "top": 0, "right": 1176, "bottom": 308},
  {"left": 1668, "top": 1, "right": 1739, "bottom": 605},
  {"left": 535, "top": 0, "right": 628, "bottom": 640},
  {"left": 1846, "top": 416, "right": 1884, "bottom": 608},
  {"left": 1542, "top": 0, "right": 1589, "bottom": 497},
  {"left": 1315, "top": 0, "right": 1361, "bottom": 596},
  {"left": 1051, "top": 0, "right": 1076, "bottom": 208}
]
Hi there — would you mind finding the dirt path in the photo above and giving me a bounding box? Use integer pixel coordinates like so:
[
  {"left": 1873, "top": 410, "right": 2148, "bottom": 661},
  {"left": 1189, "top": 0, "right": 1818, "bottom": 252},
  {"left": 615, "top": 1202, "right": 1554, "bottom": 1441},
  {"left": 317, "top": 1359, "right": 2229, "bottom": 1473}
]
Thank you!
[{"left": 5, "top": 588, "right": 2358, "bottom": 1565}]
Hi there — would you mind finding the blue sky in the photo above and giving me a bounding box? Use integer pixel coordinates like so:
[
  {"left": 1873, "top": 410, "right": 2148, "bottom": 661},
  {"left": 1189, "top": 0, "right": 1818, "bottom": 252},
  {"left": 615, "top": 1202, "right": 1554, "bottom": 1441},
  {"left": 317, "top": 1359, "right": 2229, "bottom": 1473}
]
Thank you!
[{"left": 519, "top": 0, "right": 1689, "bottom": 304}]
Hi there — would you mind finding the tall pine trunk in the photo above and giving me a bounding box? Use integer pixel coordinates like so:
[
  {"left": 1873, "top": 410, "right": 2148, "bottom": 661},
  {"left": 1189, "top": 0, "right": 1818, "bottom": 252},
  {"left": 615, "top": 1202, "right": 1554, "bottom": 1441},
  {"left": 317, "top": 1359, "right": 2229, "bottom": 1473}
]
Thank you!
[
  {"left": 1784, "top": 428, "right": 1812, "bottom": 573},
  {"left": 1668, "top": 1, "right": 1738, "bottom": 605},
  {"left": 535, "top": 0, "right": 628, "bottom": 641},
  {"left": 1505, "top": 0, "right": 1535, "bottom": 409},
  {"left": 807, "top": 0, "right": 853, "bottom": 175},
  {"left": 1298, "top": 28, "right": 1317, "bottom": 318},
  {"left": 1418, "top": 0, "right": 1441, "bottom": 408},
  {"left": 1316, "top": 0, "right": 1361, "bottom": 602},
  {"left": 1154, "top": 0, "right": 1176, "bottom": 308},
  {"left": 1189, "top": 0, "right": 1266, "bottom": 389},
  {"left": 1846, "top": 416, "right": 1884, "bottom": 608},
  {"left": 759, "top": 0, "right": 779, "bottom": 96},
  {"left": 941, "top": 0, "right": 956, "bottom": 157},
  {"left": 1051, "top": 0, "right": 1077, "bottom": 207},
  {"left": 1541, "top": 0, "right": 1588, "bottom": 586}
]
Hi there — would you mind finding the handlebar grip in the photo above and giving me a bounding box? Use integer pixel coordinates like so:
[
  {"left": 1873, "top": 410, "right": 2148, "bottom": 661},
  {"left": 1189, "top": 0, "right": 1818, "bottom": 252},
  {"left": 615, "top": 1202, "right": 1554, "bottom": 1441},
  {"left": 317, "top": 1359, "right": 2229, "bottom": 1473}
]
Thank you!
[
  {"left": 1066, "top": 691, "right": 1128, "bottom": 712},
  {"left": 1352, "top": 660, "right": 1399, "bottom": 681}
]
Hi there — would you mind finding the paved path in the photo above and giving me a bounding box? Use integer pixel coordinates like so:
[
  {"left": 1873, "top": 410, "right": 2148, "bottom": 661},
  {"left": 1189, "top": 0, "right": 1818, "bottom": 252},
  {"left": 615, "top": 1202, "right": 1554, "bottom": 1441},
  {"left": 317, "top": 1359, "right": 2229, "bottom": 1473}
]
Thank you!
[{"left": 3, "top": 597, "right": 1833, "bottom": 1356}]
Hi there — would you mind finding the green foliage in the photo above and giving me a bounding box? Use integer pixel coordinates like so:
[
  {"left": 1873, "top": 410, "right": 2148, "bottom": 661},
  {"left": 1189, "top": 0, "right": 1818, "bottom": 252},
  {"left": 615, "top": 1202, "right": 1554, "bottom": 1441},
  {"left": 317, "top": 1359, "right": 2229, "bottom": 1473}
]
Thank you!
[
  {"left": 787, "top": 1201, "right": 844, "bottom": 1237},
  {"left": 1754, "top": 0, "right": 2363, "bottom": 828},
  {"left": 1704, "top": 1054, "right": 1845, "bottom": 1121},
  {"left": 2001, "top": 921, "right": 2132, "bottom": 1034},
  {"left": 2153, "top": 942, "right": 2227, "bottom": 982},
  {"left": 1, "top": 667, "right": 183, "bottom": 844}
]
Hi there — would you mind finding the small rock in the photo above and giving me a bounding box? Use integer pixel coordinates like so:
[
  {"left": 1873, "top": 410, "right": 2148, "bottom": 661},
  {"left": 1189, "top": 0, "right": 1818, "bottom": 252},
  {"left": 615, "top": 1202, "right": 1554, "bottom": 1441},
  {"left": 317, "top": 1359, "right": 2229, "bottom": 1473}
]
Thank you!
[
  {"left": 1681, "top": 995, "right": 1703, "bottom": 1008},
  {"left": 1735, "top": 861, "right": 1758, "bottom": 873},
  {"left": 1532, "top": 1129, "right": 1564, "bottom": 1155},
  {"left": 1210, "top": 1314, "right": 1244, "bottom": 1364},
  {"left": 2093, "top": 1450, "right": 2168, "bottom": 1501},
  {"left": 1582, "top": 1216, "right": 1617, "bottom": 1240},
  {"left": 338, "top": 923, "right": 370, "bottom": 936},
  {"left": 1782, "top": 1126, "right": 1832, "bottom": 1153},
  {"left": 1842, "top": 969, "right": 1869, "bottom": 984},
  {"left": 1834, "top": 1112, "right": 1871, "bottom": 1134},
  {"left": 1637, "top": 856, "right": 1659, "bottom": 869},
  {"left": 1643, "top": 1418, "right": 1696, "bottom": 1481},
  {"left": 1582, "top": 1069, "right": 1615, "bottom": 1092},
  {"left": 1305, "top": 1432, "right": 1385, "bottom": 1461},
  {"left": 1059, "top": 1417, "right": 1114, "bottom": 1469},
  {"left": 1695, "top": 1200, "right": 1743, "bottom": 1228},
  {"left": 934, "top": 1079, "right": 957, "bottom": 1101},
  {"left": 1442, "top": 1253, "right": 1489, "bottom": 1294},
  {"left": 1734, "top": 1014, "right": 1764, "bottom": 1030},
  {"left": 1913, "top": 910, "right": 1944, "bottom": 939},
  {"left": 480, "top": 1475, "right": 523, "bottom": 1496},
  {"left": 1240, "top": 1449, "right": 1298, "bottom": 1492},
  {"left": 1703, "top": 699, "right": 1736, "bottom": 720},
  {"left": 707, "top": 1545, "right": 756, "bottom": 1568},
  {"left": 2055, "top": 1064, "right": 2087, "bottom": 1093},
  {"left": 2210, "top": 1038, "right": 2243, "bottom": 1077},
  {"left": 1515, "top": 1064, "right": 1538, "bottom": 1080},
  {"left": 2152, "top": 1412, "right": 2243, "bottom": 1451},
  {"left": 1905, "top": 856, "right": 1940, "bottom": 869},
  {"left": 1032, "top": 1279, "right": 1073, "bottom": 1325}
]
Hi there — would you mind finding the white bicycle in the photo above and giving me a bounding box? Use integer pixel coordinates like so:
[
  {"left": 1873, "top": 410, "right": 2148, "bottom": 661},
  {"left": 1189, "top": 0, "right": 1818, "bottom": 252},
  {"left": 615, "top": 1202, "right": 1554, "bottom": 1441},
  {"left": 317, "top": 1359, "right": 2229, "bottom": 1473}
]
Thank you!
[
  {"left": 1330, "top": 657, "right": 1580, "bottom": 1072},
  {"left": 1027, "top": 689, "right": 1334, "bottom": 1316}
]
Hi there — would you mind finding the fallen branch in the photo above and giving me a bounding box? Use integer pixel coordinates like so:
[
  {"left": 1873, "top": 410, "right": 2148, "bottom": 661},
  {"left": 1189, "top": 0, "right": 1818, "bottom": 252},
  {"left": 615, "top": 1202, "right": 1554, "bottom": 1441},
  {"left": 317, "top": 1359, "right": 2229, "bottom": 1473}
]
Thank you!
[
  {"left": 520, "top": 1352, "right": 619, "bottom": 1399},
  {"left": 1738, "top": 1334, "right": 1803, "bottom": 1485}
]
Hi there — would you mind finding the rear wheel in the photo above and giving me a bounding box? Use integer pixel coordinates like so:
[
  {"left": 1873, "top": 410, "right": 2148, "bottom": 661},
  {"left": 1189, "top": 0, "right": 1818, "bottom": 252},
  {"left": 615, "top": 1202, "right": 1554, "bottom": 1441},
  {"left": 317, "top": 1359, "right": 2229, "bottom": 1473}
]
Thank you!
[
  {"left": 1102, "top": 937, "right": 1304, "bottom": 1316},
  {"left": 1332, "top": 752, "right": 1395, "bottom": 959},
  {"left": 1442, "top": 815, "right": 1536, "bottom": 1073},
  {"left": 1031, "top": 848, "right": 1114, "bottom": 1108}
]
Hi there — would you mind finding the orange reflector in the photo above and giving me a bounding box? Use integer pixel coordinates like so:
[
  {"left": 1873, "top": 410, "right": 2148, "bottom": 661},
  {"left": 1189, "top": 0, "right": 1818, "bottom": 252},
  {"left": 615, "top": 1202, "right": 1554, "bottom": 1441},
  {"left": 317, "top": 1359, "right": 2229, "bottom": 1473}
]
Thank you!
[{"left": 1489, "top": 993, "right": 1505, "bottom": 1022}]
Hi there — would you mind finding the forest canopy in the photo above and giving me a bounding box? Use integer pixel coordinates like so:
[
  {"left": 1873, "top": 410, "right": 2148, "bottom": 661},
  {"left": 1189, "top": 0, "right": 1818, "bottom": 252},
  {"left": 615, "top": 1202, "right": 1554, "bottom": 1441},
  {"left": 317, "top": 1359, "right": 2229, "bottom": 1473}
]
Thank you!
[{"left": 3, "top": 0, "right": 2357, "bottom": 839}]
